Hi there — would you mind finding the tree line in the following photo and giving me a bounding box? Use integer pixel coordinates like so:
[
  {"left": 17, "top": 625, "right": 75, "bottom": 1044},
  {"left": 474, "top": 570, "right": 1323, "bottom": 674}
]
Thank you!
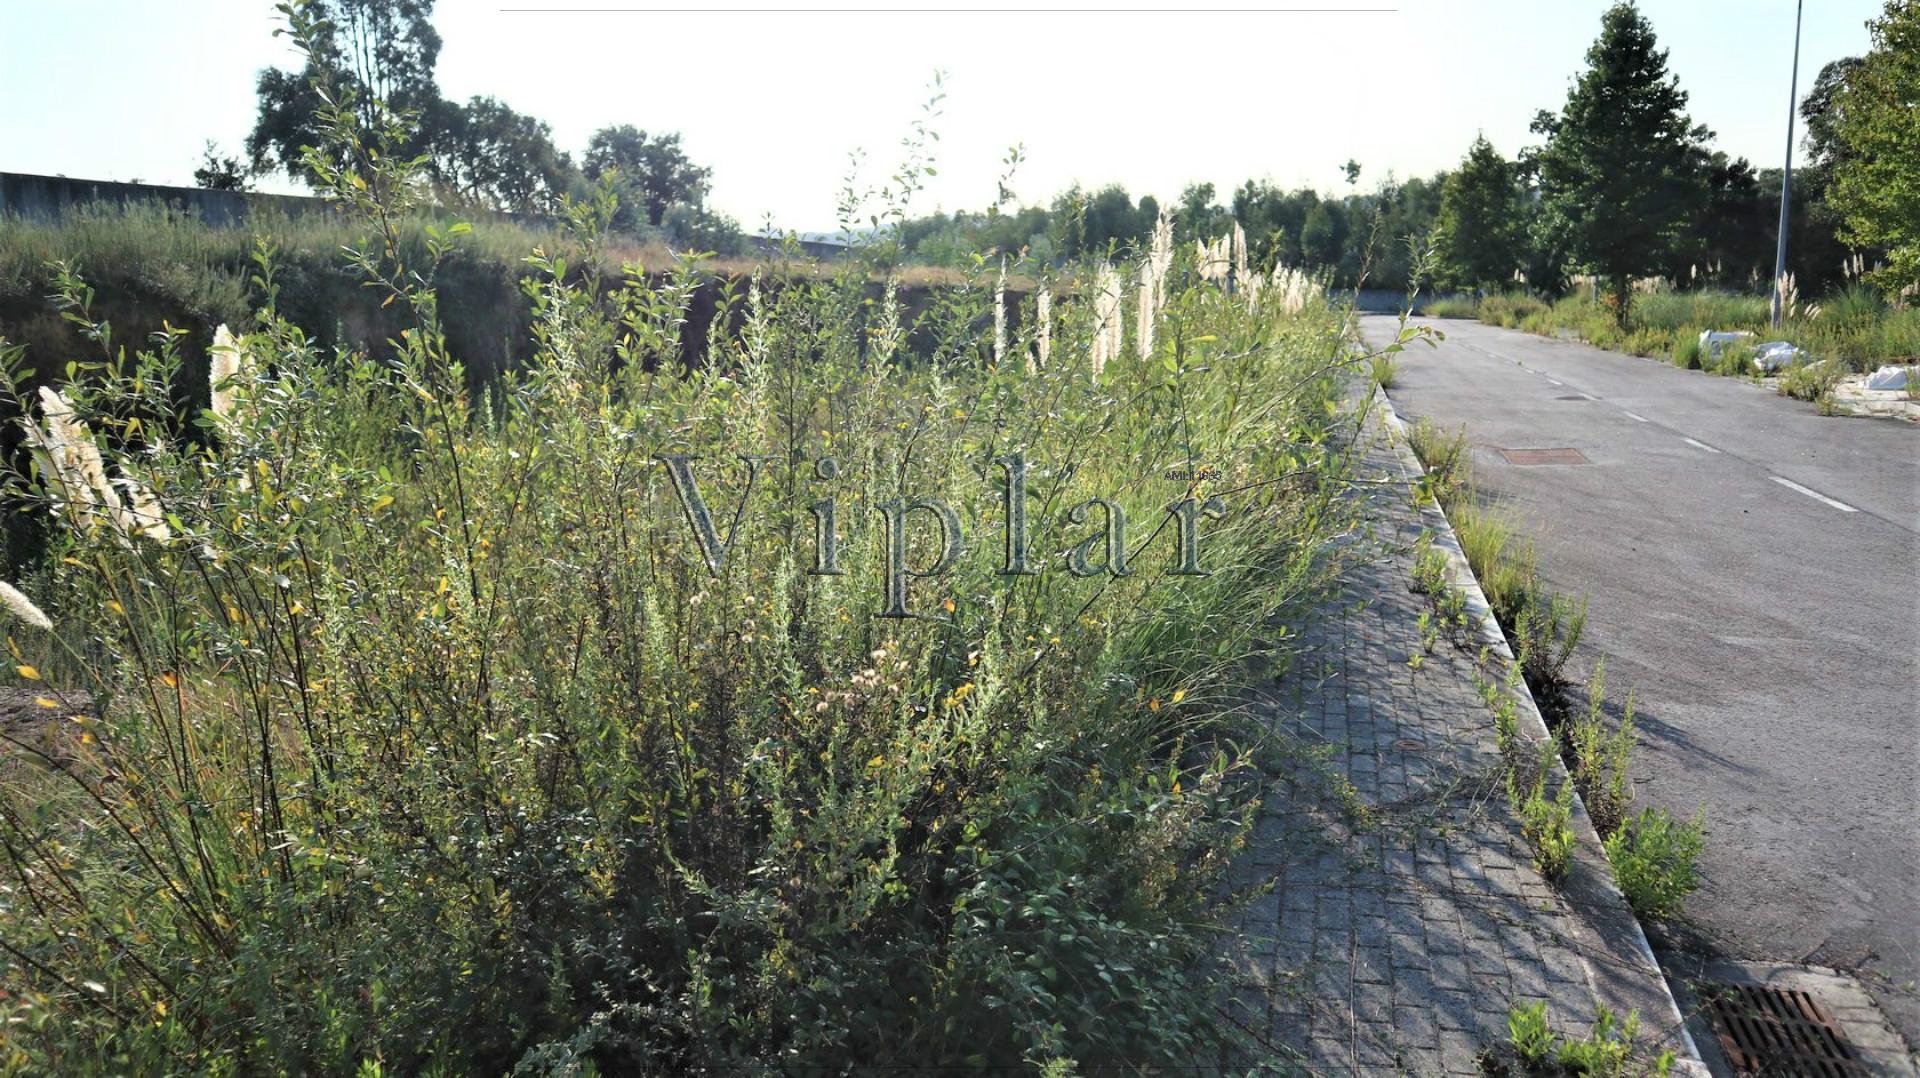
[
  {"left": 201, "top": 0, "right": 1916, "bottom": 315},
  {"left": 895, "top": 1, "right": 1917, "bottom": 323},
  {"left": 196, "top": 0, "right": 738, "bottom": 249}
]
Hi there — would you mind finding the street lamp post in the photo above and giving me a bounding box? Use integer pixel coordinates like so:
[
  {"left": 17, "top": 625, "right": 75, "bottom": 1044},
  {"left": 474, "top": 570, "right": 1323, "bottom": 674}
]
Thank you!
[{"left": 1771, "top": 0, "right": 1804, "bottom": 328}]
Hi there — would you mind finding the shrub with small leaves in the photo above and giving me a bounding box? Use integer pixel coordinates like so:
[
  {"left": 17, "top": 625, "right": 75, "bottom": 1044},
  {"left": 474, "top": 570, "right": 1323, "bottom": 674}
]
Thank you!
[{"left": 1605, "top": 808, "right": 1704, "bottom": 922}]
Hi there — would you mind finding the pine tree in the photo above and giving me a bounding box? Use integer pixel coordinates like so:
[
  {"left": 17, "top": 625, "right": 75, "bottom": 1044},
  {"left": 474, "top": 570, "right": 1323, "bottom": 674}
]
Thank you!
[
  {"left": 1435, "top": 136, "right": 1523, "bottom": 292},
  {"left": 1530, "top": 3, "right": 1710, "bottom": 324}
]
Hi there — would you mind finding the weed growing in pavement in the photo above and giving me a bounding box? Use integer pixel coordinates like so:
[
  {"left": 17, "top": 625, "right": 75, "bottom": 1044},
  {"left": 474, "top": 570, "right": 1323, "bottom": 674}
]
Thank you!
[
  {"left": 1514, "top": 590, "right": 1587, "bottom": 695},
  {"left": 1370, "top": 353, "right": 1398, "bottom": 389},
  {"left": 1485, "top": 1001, "right": 1676, "bottom": 1077},
  {"left": 1605, "top": 808, "right": 1705, "bottom": 923},
  {"left": 1407, "top": 419, "right": 1468, "bottom": 505},
  {"left": 1564, "top": 661, "right": 1635, "bottom": 838},
  {"left": 1508, "top": 1000, "right": 1560, "bottom": 1066},
  {"left": 1402, "top": 410, "right": 1711, "bottom": 918},
  {"left": 1513, "top": 741, "right": 1577, "bottom": 881},
  {"left": 1779, "top": 357, "right": 1845, "bottom": 402}
]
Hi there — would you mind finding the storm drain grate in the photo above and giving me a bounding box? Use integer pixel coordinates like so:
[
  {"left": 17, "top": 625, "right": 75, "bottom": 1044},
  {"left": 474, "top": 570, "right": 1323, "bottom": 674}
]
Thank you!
[
  {"left": 1498, "top": 447, "right": 1590, "bottom": 466},
  {"left": 1703, "top": 982, "right": 1869, "bottom": 1077}
]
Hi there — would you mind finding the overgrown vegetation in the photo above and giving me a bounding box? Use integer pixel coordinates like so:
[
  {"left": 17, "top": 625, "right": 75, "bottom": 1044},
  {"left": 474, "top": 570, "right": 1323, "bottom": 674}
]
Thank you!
[
  {"left": 1606, "top": 809, "right": 1706, "bottom": 923},
  {"left": 0, "top": 19, "right": 1366, "bottom": 1072},
  {"left": 1486, "top": 1001, "right": 1676, "bottom": 1077},
  {"left": 1400, "top": 419, "right": 1701, "bottom": 919},
  {"left": 1467, "top": 283, "right": 1919, "bottom": 376},
  {"left": 1408, "top": 1, "right": 1916, "bottom": 397}
]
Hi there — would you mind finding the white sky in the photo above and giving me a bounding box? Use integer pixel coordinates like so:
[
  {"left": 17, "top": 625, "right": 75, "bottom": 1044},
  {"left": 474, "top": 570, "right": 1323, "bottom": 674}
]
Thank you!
[{"left": 2, "top": 0, "right": 1881, "bottom": 230}]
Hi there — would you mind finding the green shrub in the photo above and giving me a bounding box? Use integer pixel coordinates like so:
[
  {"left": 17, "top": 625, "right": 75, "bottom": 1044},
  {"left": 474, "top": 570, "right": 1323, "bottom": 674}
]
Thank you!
[
  {"left": 1495, "top": 1003, "right": 1674, "bottom": 1077},
  {"left": 1605, "top": 808, "right": 1704, "bottom": 922},
  {"left": 1370, "top": 352, "right": 1397, "bottom": 388},
  {"left": 1710, "top": 341, "right": 1756, "bottom": 377},
  {"left": 1565, "top": 662, "right": 1634, "bottom": 837},
  {"left": 1513, "top": 744, "right": 1576, "bottom": 881},
  {"left": 1509, "top": 1000, "right": 1557, "bottom": 1066},
  {"left": 1479, "top": 293, "right": 1549, "bottom": 328},
  {"left": 1669, "top": 333, "right": 1703, "bottom": 369},
  {"left": 1779, "top": 358, "right": 1844, "bottom": 401},
  {"left": 1515, "top": 590, "right": 1587, "bottom": 692},
  {"left": 1407, "top": 419, "right": 1468, "bottom": 505},
  {"left": 1424, "top": 295, "right": 1481, "bottom": 319}
]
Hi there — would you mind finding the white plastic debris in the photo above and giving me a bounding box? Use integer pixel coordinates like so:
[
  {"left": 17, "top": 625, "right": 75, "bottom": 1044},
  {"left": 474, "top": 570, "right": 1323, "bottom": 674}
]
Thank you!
[
  {"left": 1865, "top": 365, "right": 1913, "bottom": 391},
  {"left": 1698, "top": 330, "right": 1753, "bottom": 358},
  {"left": 1752, "top": 341, "right": 1807, "bottom": 372}
]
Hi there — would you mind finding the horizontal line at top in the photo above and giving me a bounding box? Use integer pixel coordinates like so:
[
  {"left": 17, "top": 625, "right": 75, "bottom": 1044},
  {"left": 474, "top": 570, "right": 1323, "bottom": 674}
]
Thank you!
[{"left": 500, "top": 6, "right": 1398, "bottom": 11}]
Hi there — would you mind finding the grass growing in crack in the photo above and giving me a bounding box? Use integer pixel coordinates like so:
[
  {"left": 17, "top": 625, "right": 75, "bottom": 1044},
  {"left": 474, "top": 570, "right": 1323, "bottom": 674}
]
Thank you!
[
  {"left": 1407, "top": 419, "right": 1468, "bottom": 506},
  {"left": 1403, "top": 414, "right": 1708, "bottom": 925},
  {"left": 1564, "top": 661, "right": 1635, "bottom": 838},
  {"left": 1511, "top": 741, "right": 1577, "bottom": 881},
  {"left": 1514, "top": 592, "right": 1587, "bottom": 704},
  {"left": 1487, "top": 1001, "right": 1676, "bottom": 1077},
  {"left": 1403, "top": 422, "right": 1584, "bottom": 701},
  {"left": 1369, "top": 353, "right": 1397, "bottom": 389},
  {"left": 1605, "top": 809, "right": 1705, "bottom": 923}
]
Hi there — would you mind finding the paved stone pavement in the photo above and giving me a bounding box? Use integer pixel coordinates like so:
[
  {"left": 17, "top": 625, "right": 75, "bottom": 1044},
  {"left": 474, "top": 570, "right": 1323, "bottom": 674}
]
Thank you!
[{"left": 1212, "top": 402, "right": 1698, "bottom": 1075}]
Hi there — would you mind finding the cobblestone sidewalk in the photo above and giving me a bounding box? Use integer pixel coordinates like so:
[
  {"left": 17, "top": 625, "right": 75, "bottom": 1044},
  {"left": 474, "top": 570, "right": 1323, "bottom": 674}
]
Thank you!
[{"left": 1213, "top": 401, "right": 1698, "bottom": 1075}]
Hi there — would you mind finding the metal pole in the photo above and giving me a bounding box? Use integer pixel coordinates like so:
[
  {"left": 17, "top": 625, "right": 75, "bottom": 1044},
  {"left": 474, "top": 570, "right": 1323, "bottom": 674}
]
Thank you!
[{"left": 1771, "top": 0, "right": 1804, "bottom": 328}]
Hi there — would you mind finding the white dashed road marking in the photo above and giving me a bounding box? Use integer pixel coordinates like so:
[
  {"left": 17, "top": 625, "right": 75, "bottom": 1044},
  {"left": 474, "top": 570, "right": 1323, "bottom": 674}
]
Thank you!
[
  {"left": 1547, "top": 379, "right": 1564, "bottom": 387},
  {"left": 1622, "top": 410, "right": 1650, "bottom": 423},
  {"left": 1770, "top": 476, "right": 1858, "bottom": 513},
  {"left": 1580, "top": 392, "right": 1600, "bottom": 401},
  {"left": 1683, "top": 437, "right": 1721, "bottom": 454}
]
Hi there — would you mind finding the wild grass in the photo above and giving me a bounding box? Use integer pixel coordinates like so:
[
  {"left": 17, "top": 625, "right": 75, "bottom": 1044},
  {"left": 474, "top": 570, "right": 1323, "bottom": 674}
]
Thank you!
[
  {"left": 0, "top": 37, "right": 1364, "bottom": 1072},
  {"left": 1370, "top": 352, "right": 1397, "bottom": 388},
  {"left": 1477, "top": 293, "right": 1550, "bottom": 329},
  {"left": 1564, "top": 662, "right": 1634, "bottom": 838},
  {"left": 1402, "top": 416, "right": 1704, "bottom": 922},
  {"left": 1487, "top": 284, "right": 1918, "bottom": 384},
  {"left": 1422, "top": 295, "right": 1480, "bottom": 319},
  {"left": 0, "top": 201, "right": 986, "bottom": 412}
]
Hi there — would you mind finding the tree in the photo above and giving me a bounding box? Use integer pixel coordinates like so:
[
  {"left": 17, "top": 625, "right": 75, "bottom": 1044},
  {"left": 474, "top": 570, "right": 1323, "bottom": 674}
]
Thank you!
[
  {"left": 194, "top": 141, "right": 250, "bottom": 192},
  {"left": 583, "top": 125, "right": 713, "bottom": 230},
  {"left": 1300, "top": 198, "right": 1344, "bottom": 268},
  {"left": 1433, "top": 136, "right": 1522, "bottom": 291},
  {"left": 1687, "top": 153, "right": 1773, "bottom": 286},
  {"left": 428, "top": 96, "right": 571, "bottom": 214},
  {"left": 1802, "top": 57, "right": 1865, "bottom": 173},
  {"left": 1176, "top": 182, "right": 1227, "bottom": 242},
  {"left": 1530, "top": 2, "right": 1711, "bottom": 324},
  {"left": 1828, "top": 0, "right": 1920, "bottom": 295},
  {"left": 248, "top": 0, "right": 443, "bottom": 181}
]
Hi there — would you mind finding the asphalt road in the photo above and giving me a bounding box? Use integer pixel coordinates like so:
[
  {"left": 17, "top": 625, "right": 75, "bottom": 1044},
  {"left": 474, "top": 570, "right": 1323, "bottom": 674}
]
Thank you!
[{"left": 1358, "top": 315, "right": 1920, "bottom": 1045}]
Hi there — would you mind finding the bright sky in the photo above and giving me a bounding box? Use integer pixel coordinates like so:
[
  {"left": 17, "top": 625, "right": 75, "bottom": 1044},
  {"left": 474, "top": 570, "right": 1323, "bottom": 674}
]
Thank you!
[{"left": 1, "top": 0, "right": 1881, "bottom": 230}]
